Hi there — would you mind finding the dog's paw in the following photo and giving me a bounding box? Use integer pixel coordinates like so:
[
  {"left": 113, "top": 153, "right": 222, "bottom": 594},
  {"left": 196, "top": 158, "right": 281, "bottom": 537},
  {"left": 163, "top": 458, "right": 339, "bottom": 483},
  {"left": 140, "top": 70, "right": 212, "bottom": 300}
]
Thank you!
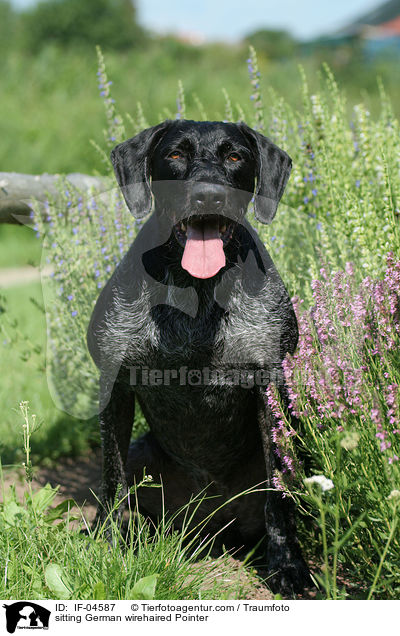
[{"left": 265, "top": 556, "right": 314, "bottom": 597}]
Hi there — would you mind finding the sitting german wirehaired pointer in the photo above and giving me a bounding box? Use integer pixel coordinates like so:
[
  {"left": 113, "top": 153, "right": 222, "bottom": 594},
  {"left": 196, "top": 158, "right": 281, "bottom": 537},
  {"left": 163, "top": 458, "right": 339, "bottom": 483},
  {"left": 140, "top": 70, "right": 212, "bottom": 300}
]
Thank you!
[{"left": 87, "top": 119, "right": 311, "bottom": 594}]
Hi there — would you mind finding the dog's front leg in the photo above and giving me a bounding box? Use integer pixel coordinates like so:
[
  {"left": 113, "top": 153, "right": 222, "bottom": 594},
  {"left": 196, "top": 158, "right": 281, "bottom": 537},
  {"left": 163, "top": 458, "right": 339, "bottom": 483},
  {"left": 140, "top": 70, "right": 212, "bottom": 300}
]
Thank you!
[
  {"left": 256, "top": 385, "right": 312, "bottom": 596},
  {"left": 95, "top": 373, "right": 135, "bottom": 532}
]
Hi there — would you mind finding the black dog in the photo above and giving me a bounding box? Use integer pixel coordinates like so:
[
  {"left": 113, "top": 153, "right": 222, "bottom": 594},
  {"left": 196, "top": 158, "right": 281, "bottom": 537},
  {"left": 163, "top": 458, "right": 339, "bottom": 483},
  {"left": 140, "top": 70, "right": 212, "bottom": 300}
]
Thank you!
[{"left": 87, "top": 119, "right": 311, "bottom": 594}]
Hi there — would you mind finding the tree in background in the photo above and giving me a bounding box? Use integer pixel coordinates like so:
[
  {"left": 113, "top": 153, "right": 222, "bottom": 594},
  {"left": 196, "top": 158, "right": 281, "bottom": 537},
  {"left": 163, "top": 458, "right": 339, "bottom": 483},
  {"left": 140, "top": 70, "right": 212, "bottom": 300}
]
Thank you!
[
  {"left": 244, "top": 28, "right": 298, "bottom": 60},
  {"left": 0, "top": 0, "right": 17, "bottom": 54},
  {"left": 19, "top": 0, "right": 146, "bottom": 52}
]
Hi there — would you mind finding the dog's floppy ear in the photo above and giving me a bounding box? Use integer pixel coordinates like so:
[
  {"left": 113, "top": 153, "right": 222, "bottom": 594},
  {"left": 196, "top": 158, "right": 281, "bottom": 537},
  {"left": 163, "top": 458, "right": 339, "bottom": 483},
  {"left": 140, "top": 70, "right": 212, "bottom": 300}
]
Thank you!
[
  {"left": 110, "top": 120, "right": 173, "bottom": 218},
  {"left": 239, "top": 122, "right": 292, "bottom": 224}
]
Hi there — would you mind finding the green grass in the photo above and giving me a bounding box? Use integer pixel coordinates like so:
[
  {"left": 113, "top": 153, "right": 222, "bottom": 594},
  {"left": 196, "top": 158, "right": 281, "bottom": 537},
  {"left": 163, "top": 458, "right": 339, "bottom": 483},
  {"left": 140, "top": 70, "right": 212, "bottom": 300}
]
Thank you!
[
  {"left": 1, "top": 45, "right": 400, "bottom": 176},
  {"left": 0, "top": 224, "right": 41, "bottom": 268},
  {"left": 0, "top": 282, "right": 98, "bottom": 465},
  {"left": 0, "top": 414, "right": 267, "bottom": 601},
  {"left": 0, "top": 476, "right": 260, "bottom": 600}
]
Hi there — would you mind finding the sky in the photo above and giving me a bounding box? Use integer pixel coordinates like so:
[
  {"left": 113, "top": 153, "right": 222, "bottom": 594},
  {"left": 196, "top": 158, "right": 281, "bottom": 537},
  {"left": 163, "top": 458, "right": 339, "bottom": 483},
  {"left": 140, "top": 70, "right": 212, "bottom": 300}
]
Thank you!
[{"left": 11, "top": 0, "right": 383, "bottom": 41}]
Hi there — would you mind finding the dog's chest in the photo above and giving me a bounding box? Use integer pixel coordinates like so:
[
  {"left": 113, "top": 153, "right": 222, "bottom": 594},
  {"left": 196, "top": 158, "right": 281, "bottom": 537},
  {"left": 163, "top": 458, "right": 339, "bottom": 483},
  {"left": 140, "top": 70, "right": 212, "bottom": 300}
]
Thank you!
[
  {"left": 99, "top": 281, "right": 286, "bottom": 472},
  {"left": 112, "top": 286, "right": 281, "bottom": 372}
]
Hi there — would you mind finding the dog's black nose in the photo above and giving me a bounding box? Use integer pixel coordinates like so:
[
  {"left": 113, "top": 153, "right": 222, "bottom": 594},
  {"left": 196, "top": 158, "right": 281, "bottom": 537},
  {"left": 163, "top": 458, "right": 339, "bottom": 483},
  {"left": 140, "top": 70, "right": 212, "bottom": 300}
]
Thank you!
[{"left": 191, "top": 183, "right": 226, "bottom": 212}]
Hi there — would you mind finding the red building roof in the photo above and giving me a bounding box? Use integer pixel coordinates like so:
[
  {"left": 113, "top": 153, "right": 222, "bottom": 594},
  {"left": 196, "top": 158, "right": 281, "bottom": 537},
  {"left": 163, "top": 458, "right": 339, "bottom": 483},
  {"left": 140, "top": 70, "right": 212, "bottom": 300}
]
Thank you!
[{"left": 379, "top": 15, "right": 400, "bottom": 34}]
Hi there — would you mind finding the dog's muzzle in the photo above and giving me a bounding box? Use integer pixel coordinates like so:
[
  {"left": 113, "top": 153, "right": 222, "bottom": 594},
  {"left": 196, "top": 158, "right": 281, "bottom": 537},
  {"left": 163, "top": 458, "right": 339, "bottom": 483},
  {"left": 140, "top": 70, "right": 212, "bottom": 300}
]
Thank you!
[{"left": 173, "top": 183, "right": 235, "bottom": 279}]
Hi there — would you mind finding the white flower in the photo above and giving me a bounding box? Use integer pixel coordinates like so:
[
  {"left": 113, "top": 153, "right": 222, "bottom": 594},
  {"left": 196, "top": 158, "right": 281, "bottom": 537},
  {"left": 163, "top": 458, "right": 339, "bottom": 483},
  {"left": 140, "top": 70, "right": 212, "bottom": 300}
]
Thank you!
[
  {"left": 304, "top": 475, "right": 334, "bottom": 492},
  {"left": 387, "top": 489, "right": 400, "bottom": 501}
]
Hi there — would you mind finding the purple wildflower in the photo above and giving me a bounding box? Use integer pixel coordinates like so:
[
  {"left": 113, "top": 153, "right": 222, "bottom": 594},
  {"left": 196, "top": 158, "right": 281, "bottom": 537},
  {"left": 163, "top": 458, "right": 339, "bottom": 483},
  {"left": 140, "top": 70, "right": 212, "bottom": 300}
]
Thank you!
[{"left": 278, "top": 252, "right": 400, "bottom": 466}]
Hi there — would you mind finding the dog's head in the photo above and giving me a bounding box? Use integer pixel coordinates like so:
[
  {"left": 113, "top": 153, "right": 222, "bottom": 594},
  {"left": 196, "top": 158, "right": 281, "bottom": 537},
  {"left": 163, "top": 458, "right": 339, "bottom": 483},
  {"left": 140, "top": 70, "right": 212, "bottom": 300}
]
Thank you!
[{"left": 111, "top": 119, "right": 291, "bottom": 279}]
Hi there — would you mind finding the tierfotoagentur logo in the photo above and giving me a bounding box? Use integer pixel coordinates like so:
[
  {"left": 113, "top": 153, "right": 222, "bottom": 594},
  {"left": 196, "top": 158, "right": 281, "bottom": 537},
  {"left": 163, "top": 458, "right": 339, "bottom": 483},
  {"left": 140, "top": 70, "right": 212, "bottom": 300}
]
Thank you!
[
  {"left": 129, "top": 365, "right": 282, "bottom": 388},
  {"left": 2, "top": 602, "right": 50, "bottom": 633}
]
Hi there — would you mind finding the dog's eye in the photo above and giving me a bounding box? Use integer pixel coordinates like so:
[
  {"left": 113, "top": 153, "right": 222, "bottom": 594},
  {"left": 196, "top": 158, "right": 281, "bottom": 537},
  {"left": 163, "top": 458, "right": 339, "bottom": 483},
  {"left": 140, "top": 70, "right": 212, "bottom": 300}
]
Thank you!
[
  {"left": 168, "top": 151, "right": 183, "bottom": 160},
  {"left": 227, "top": 153, "right": 241, "bottom": 162}
]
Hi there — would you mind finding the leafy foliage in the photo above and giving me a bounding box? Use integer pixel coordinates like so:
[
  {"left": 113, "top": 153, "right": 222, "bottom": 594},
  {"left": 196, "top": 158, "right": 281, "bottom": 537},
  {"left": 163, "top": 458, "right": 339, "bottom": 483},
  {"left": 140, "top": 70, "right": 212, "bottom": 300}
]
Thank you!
[
  {"left": 19, "top": 0, "right": 146, "bottom": 52},
  {"left": 268, "top": 254, "right": 400, "bottom": 598},
  {"left": 244, "top": 28, "right": 298, "bottom": 60}
]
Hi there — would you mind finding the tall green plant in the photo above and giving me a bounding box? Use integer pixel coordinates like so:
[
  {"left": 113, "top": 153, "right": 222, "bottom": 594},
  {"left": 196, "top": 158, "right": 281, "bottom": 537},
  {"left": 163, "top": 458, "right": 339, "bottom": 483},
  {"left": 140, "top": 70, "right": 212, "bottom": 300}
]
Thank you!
[
  {"left": 35, "top": 48, "right": 400, "bottom": 433},
  {"left": 267, "top": 254, "right": 400, "bottom": 598},
  {"left": 261, "top": 64, "right": 400, "bottom": 299}
]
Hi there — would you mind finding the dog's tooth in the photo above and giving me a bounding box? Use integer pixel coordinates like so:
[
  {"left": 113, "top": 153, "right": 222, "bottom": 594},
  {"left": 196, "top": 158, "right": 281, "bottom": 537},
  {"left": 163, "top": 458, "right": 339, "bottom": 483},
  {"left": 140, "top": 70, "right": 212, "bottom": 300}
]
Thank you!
[
  {"left": 220, "top": 223, "right": 227, "bottom": 233},
  {"left": 180, "top": 222, "right": 186, "bottom": 232}
]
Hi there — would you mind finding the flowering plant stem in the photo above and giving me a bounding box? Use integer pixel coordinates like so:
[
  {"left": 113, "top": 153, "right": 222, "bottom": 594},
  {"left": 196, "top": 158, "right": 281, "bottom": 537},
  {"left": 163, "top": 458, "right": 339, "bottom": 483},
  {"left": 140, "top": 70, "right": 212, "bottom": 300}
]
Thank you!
[
  {"left": 331, "top": 440, "right": 342, "bottom": 600},
  {"left": 319, "top": 503, "right": 331, "bottom": 598},
  {"left": 367, "top": 513, "right": 398, "bottom": 600}
]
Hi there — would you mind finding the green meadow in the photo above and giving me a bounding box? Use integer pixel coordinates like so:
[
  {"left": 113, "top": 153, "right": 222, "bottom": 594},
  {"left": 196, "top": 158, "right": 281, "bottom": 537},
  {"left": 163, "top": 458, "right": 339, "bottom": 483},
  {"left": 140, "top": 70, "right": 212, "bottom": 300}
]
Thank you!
[{"left": 1, "top": 36, "right": 400, "bottom": 599}]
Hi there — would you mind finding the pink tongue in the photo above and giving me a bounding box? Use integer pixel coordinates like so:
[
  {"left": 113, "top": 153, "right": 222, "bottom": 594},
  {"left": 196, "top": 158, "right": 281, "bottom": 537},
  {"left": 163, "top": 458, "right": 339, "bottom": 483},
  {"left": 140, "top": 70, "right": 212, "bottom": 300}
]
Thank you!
[{"left": 181, "top": 219, "right": 226, "bottom": 279}]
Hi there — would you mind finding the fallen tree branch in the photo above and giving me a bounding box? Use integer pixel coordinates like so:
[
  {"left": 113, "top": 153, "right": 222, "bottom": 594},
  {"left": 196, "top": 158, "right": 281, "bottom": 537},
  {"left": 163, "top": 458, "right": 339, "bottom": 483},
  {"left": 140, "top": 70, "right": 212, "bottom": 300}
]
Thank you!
[{"left": 0, "top": 172, "right": 109, "bottom": 224}]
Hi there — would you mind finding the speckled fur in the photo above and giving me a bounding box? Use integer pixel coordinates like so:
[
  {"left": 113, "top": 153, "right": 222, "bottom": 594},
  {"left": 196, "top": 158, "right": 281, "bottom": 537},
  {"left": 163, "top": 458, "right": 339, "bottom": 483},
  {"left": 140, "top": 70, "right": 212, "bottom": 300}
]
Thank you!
[{"left": 87, "top": 120, "right": 311, "bottom": 594}]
